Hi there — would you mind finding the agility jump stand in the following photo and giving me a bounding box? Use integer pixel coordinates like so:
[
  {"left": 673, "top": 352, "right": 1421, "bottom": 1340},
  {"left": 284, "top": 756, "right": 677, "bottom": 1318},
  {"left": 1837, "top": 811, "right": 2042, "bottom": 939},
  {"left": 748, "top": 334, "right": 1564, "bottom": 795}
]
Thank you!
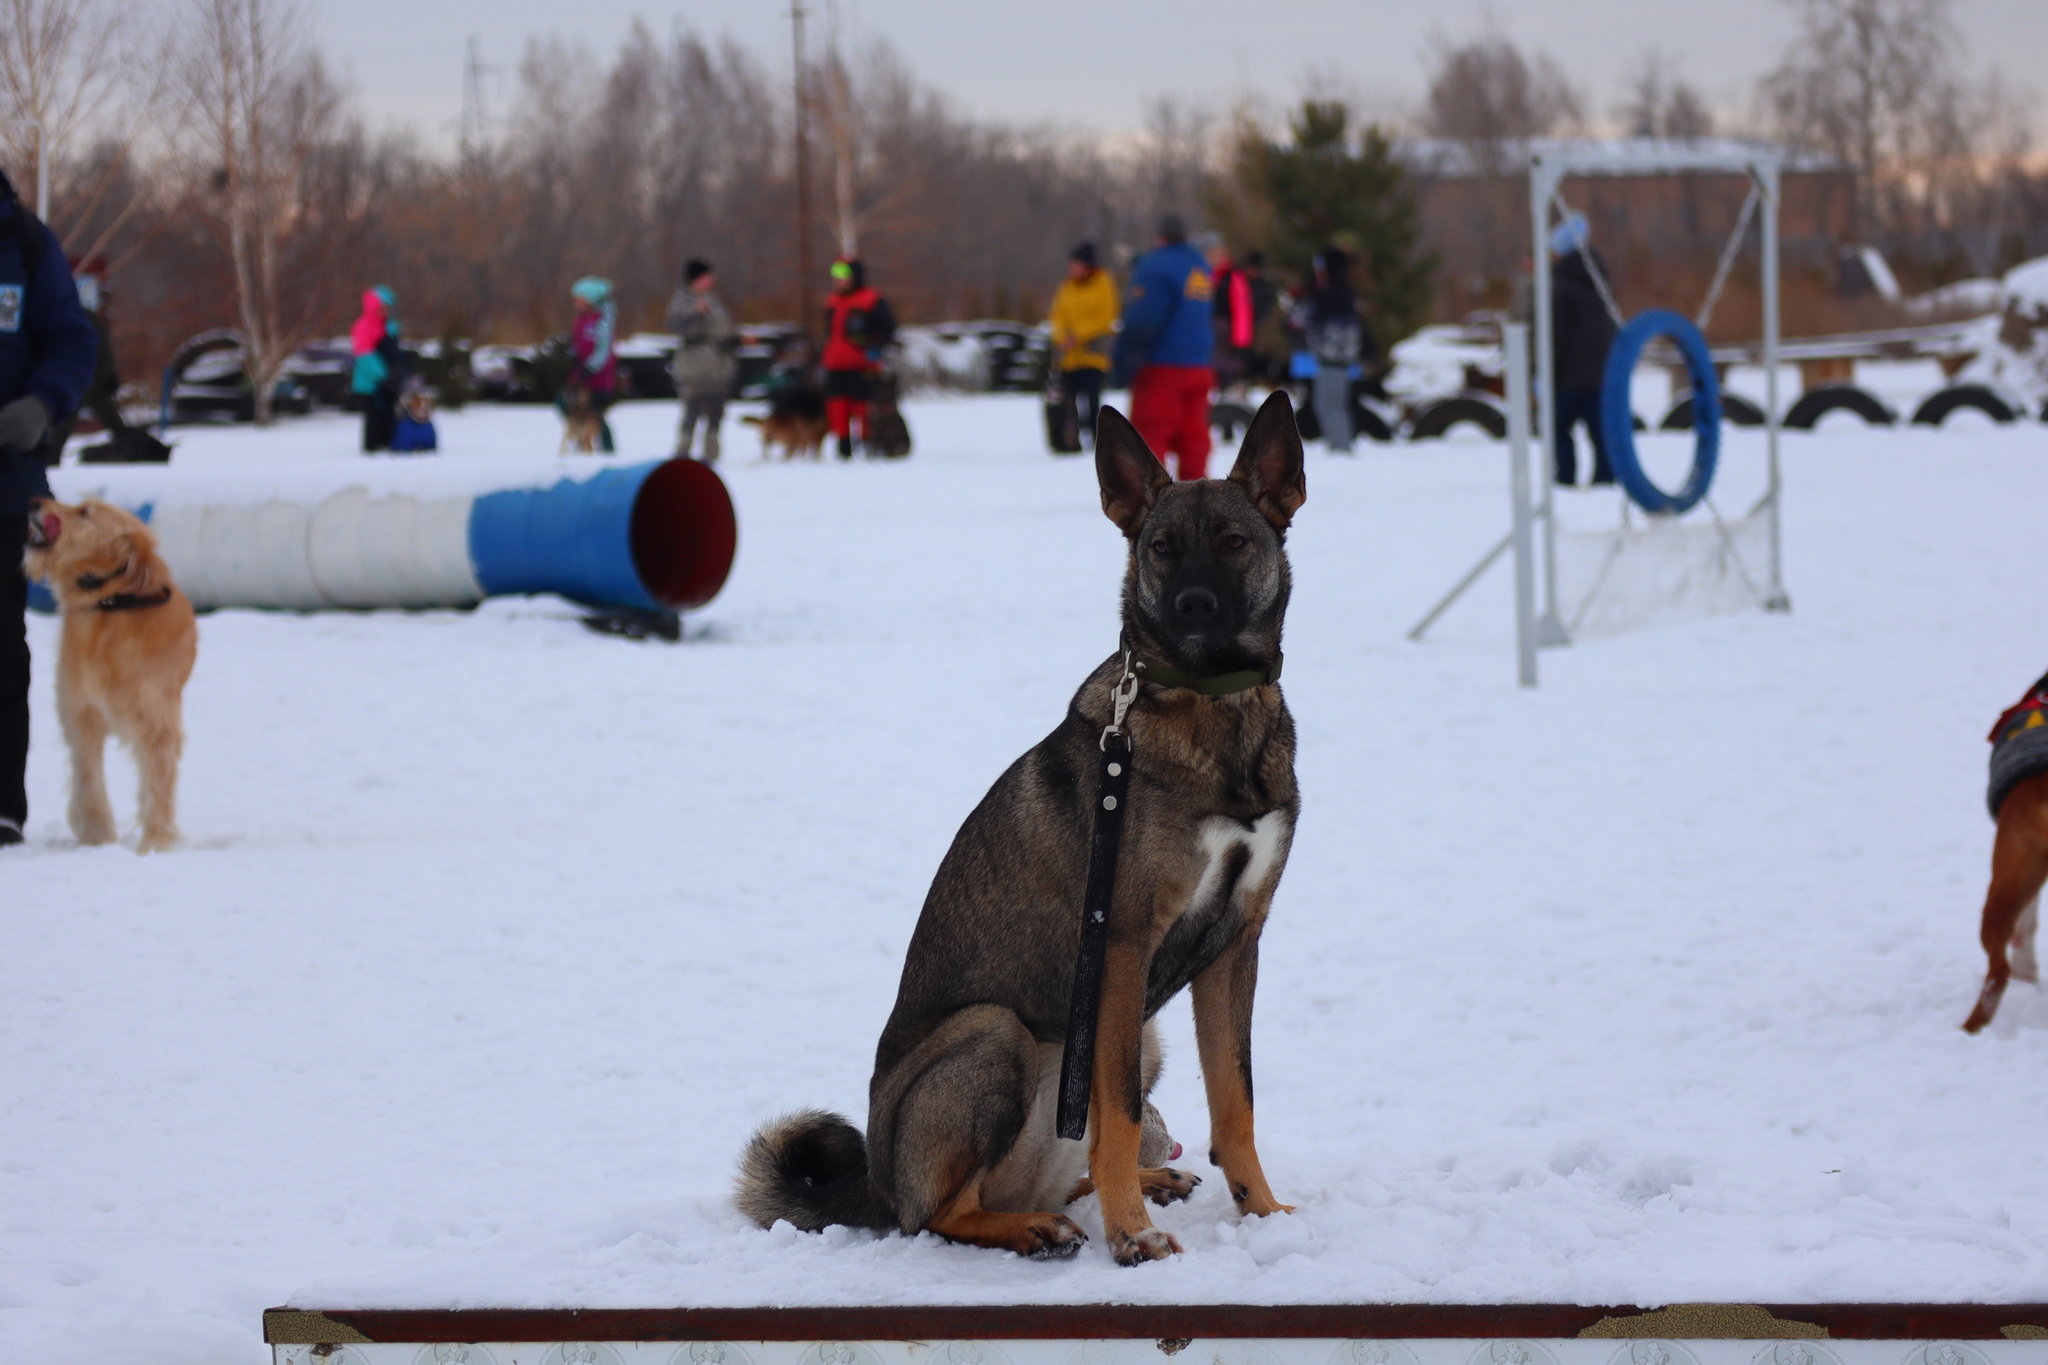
[
  {"left": 1409, "top": 143, "right": 1793, "bottom": 687},
  {"left": 265, "top": 1301, "right": 2048, "bottom": 1365}
]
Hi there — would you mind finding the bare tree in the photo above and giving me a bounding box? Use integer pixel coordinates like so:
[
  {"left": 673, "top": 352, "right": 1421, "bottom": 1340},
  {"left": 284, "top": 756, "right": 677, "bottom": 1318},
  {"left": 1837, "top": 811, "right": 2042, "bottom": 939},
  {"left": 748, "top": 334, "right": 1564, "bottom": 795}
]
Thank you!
[
  {"left": 807, "top": 34, "right": 929, "bottom": 260},
  {"left": 0, "top": 0, "right": 177, "bottom": 259},
  {"left": 1421, "top": 25, "right": 1583, "bottom": 175},
  {"left": 1127, "top": 95, "right": 1215, "bottom": 231},
  {"left": 1618, "top": 49, "right": 1714, "bottom": 140},
  {"left": 1761, "top": 0, "right": 1960, "bottom": 226},
  {"left": 180, "top": 0, "right": 364, "bottom": 422}
]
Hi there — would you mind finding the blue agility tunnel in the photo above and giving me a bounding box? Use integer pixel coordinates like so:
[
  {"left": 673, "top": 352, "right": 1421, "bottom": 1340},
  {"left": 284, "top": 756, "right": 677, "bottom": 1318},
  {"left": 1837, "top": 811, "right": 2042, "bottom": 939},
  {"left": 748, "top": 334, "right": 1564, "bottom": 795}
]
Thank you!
[
  {"left": 1601, "top": 310, "right": 1720, "bottom": 516},
  {"left": 468, "top": 458, "right": 737, "bottom": 612},
  {"left": 30, "top": 459, "right": 736, "bottom": 615}
]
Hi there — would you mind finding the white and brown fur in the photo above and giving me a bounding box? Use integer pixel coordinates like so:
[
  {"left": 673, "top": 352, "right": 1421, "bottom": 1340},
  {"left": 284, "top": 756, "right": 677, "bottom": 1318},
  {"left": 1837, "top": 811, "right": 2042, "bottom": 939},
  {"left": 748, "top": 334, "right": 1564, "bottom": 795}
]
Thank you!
[
  {"left": 1964, "top": 772, "right": 2048, "bottom": 1032},
  {"left": 559, "top": 381, "right": 604, "bottom": 453},
  {"left": 23, "top": 497, "right": 198, "bottom": 852},
  {"left": 735, "top": 392, "right": 1306, "bottom": 1264}
]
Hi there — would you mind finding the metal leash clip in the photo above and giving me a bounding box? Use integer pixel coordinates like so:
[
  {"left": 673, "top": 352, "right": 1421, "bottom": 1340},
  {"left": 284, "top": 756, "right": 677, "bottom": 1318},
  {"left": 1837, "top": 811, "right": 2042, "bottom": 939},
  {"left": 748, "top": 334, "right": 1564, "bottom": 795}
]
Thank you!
[{"left": 1100, "top": 647, "right": 1139, "bottom": 752}]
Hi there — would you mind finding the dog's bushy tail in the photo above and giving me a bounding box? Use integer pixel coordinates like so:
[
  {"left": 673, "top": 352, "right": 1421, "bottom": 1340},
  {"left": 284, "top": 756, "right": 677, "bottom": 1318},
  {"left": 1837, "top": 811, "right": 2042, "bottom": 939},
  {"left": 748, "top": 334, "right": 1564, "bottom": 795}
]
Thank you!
[{"left": 735, "top": 1109, "right": 893, "bottom": 1232}]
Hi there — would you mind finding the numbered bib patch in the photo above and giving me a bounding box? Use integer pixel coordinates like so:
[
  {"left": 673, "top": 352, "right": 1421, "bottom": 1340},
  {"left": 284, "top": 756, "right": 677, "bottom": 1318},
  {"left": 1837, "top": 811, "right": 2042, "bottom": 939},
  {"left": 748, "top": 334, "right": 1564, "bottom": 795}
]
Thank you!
[{"left": 0, "top": 284, "right": 21, "bottom": 333}]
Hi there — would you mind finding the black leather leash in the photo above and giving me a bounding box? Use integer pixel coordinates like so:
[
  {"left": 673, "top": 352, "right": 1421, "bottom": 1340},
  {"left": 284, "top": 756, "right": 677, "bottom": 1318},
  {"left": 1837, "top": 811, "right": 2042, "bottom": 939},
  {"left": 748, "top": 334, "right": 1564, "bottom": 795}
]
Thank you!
[
  {"left": 1053, "top": 641, "right": 1284, "bottom": 1142},
  {"left": 1056, "top": 649, "right": 1140, "bottom": 1141}
]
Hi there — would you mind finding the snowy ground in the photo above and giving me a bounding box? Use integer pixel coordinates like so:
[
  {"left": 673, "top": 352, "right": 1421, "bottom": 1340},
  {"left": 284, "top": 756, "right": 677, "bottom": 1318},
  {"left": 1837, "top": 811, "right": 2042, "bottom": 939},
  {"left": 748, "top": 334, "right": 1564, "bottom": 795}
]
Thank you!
[{"left": 6, "top": 395, "right": 2048, "bottom": 1363}]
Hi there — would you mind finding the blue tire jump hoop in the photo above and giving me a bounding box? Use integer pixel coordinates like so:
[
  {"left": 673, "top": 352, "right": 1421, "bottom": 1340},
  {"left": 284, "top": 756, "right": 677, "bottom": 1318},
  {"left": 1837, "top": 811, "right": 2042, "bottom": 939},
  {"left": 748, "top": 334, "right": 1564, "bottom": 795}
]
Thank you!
[{"left": 1601, "top": 309, "right": 1719, "bottom": 515}]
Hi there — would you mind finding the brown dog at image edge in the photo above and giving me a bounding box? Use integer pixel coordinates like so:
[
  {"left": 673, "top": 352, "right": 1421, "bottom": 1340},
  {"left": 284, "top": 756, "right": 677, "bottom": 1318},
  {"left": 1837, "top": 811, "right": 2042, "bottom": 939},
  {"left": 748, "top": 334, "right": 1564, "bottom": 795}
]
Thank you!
[
  {"left": 735, "top": 391, "right": 1306, "bottom": 1264},
  {"left": 1966, "top": 671, "right": 2048, "bottom": 1032},
  {"left": 23, "top": 497, "right": 198, "bottom": 853}
]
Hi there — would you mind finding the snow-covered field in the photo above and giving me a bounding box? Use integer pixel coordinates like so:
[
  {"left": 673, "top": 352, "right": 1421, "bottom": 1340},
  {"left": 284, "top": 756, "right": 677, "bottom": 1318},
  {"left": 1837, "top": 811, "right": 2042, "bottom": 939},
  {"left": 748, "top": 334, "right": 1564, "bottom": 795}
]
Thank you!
[{"left": 5, "top": 395, "right": 2048, "bottom": 1363}]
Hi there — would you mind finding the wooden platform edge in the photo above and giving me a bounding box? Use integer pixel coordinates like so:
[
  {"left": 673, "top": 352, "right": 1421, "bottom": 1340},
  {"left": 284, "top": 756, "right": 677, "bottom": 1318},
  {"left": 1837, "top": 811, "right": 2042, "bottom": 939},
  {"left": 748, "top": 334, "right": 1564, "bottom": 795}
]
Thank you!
[{"left": 262, "top": 1304, "right": 2048, "bottom": 1345}]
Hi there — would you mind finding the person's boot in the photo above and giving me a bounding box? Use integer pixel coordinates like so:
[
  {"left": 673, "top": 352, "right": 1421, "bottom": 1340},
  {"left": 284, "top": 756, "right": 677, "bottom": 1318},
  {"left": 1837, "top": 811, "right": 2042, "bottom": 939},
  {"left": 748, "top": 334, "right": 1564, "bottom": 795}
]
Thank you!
[
  {"left": 837, "top": 434, "right": 854, "bottom": 460},
  {"left": 0, "top": 816, "right": 22, "bottom": 847}
]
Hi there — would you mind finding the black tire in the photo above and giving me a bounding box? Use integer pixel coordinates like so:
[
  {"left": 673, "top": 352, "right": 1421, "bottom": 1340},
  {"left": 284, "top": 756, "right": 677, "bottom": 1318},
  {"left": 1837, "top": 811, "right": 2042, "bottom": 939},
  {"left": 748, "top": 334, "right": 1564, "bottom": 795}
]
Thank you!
[
  {"left": 1784, "top": 385, "right": 1896, "bottom": 430},
  {"left": 1292, "top": 393, "right": 1321, "bottom": 443},
  {"left": 1910, "top": 384, "right": 2018, "bottom": 426},
  {"left": 1209, "top": 400, "right": 1256, "bottom": 443},
  {"left": 1408, "top": 394, "right": 1508, "bottom": 441},
  {"left": 1350, "top": 399, "right": 1394, "bottom": 443},
  {"left": 1660, "top": 392, "right": 1766, "bottom": 429}
]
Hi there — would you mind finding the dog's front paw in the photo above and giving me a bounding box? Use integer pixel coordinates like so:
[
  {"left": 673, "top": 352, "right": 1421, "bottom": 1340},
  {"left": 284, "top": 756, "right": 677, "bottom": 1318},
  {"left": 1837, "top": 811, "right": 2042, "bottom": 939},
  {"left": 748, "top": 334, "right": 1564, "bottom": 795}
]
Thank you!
[
  {"left": 1140, "top": 1167, "right": 1201, "bottom": 1206},
  {"left": 71, "top": 818, "right": 116, "bottom": 846},
  {"left": 136, "top": 829, "right": 178, "bottom": 854},
  {"left": 1228, "top": 1186, "right": 1294, "bottom": 1219},
  {"left": 1109, "top": 1226, "right": 1182, "bottom": 1265},
  {"left": 1022, "top": 1214, "right": 1087, "bottom": 1259}
]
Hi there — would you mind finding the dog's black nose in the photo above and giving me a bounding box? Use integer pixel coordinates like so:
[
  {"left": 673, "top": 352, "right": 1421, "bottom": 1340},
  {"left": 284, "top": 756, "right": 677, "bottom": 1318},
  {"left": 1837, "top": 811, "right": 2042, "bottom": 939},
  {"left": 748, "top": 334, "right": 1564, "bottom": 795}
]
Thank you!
[{"left": 1174, "top": 586, "right": 1219, "bottom": 621}]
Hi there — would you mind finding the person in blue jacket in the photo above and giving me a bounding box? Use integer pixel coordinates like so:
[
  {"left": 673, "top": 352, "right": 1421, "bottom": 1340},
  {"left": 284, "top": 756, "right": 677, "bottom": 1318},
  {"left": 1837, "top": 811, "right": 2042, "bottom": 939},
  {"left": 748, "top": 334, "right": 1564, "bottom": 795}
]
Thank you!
[
  {"left": 1113, "top": 213, "right": 1215, "bottom": 479},
  {"left": 0, "top": 167, "right": 98, "bottom": 847}
]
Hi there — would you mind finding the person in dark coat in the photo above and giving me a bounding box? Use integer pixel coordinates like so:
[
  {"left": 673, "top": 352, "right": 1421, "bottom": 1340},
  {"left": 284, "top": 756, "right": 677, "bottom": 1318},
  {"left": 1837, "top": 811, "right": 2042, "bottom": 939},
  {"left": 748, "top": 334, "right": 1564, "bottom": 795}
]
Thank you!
[
  {"left": 350, "top": 287, "right": 405, "bottom": 452},
  {"left": 0, "top": 168, "right": 98, "bottom": 847},
  {"left": 1550, "top": 213, "right": 1618, "bottom": 486},
  {"left": 1292, "top": 246, "right": 1367, "bottom": 452}
]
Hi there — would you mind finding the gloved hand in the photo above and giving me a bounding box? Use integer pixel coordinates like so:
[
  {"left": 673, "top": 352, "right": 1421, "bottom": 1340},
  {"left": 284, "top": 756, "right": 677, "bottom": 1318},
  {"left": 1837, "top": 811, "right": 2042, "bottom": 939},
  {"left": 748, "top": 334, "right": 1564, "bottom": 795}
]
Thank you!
[{"left": 0, "top": 396, "right": 49, "bottom": 454}]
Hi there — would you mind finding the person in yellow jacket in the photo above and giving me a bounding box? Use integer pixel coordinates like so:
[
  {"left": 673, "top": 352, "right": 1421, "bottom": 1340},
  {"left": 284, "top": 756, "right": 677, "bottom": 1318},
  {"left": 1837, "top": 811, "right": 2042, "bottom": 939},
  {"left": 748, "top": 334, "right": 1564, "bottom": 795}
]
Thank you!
[{"left": 1048, "top": 241, "right": 1119, "bottom": 450}]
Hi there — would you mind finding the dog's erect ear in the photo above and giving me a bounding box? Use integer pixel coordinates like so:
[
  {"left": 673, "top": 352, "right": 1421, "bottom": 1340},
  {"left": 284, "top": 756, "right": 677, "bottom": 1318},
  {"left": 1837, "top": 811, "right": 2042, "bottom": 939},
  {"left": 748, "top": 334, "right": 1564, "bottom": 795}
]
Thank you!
[
  {"left": 1228, "top": 390, "right": 1307, "bottom": 532},
  {"left": 1095, "top": 405, "right": 1171, "bottom": 538}
]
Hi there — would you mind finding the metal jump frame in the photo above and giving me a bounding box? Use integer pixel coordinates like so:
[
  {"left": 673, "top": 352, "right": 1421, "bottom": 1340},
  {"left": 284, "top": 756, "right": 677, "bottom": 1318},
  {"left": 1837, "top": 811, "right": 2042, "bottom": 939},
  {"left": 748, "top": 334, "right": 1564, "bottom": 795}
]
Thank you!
[{"left": 1528, "top": 144, "right": 1789, "bottom": 647}]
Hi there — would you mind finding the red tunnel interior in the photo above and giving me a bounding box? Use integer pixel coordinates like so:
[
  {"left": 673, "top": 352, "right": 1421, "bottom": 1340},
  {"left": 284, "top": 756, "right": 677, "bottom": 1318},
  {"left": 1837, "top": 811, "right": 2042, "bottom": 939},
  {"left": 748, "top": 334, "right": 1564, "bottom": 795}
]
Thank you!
[{"left": 629, "top": 458, "right": 739, "bottom": 610}]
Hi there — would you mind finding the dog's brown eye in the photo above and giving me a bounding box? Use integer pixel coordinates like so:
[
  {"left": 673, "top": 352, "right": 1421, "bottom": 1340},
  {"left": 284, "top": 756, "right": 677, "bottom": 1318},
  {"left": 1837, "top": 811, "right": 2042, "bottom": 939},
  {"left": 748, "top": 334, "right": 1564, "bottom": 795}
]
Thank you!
[
  {"left": 1223, "top": 534, "right": 1248, "bottom": 551},
  {"left": 1150, "top": 538, "right": 1171, "bottom": 555}
]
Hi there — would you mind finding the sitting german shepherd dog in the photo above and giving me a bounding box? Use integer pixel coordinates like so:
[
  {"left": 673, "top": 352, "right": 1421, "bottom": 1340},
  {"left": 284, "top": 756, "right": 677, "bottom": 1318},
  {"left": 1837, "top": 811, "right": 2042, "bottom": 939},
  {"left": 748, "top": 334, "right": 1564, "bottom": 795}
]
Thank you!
[{"left": 737, "top": 391, "right": 1305, "bottom": 1264}]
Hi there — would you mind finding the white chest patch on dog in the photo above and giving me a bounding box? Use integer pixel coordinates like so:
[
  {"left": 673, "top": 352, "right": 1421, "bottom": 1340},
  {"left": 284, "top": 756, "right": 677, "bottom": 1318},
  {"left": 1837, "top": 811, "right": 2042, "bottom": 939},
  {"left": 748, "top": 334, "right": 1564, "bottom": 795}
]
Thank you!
[{"left": 1189, "top": 810, "right": 1290, "bottom": 914}]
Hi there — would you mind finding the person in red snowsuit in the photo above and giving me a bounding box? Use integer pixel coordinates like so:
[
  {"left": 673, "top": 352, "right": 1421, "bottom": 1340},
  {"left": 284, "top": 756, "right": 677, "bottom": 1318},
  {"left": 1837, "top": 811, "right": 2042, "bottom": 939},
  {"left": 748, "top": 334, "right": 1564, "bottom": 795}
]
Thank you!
[{"left": 821, "top": 259, "right": 896, "bottom": 460}]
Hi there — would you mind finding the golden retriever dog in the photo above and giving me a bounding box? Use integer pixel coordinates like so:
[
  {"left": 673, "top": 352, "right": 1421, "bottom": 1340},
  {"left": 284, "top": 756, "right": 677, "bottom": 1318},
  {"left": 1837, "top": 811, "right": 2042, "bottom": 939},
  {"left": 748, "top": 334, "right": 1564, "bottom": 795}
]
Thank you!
[{"left": 23, "top": 497, "right": 197, "bottom": 852}]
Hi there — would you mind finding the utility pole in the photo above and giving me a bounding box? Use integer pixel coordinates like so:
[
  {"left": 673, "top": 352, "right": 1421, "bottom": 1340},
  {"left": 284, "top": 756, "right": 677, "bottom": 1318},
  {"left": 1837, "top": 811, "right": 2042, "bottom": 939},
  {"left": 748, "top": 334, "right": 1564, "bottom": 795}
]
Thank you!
[
  {"left": 460, "top": 37, "right": 495, "bottom": 167},
  {"left": 791, "top": 1, "right": 813, "bottom": 342}
]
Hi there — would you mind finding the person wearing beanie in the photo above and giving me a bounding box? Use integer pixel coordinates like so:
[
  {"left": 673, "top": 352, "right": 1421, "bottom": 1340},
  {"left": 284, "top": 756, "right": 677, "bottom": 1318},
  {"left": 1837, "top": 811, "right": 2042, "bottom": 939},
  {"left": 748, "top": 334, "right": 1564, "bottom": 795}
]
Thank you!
[
  {"left": 1548, "top": 213, "right": 1618, "bottom": 486},
  {"left": 566, "top": 276, "right": 619, "bottom": 453},
  {"left": 0, "top": 166, "right": 98, "bottom": 848},
  {"left": 349, "top": 285, "right": 405, "bottom": 452},
  {"left": 1047, "top": 240, "right": 1118, "bottom": 450},
  {"left": 1112, "top": 212, "right": 1214, "bottom": 479},
  {"left": 667, "top": 258, "right": 736, "bottom": 461},
  {"left": 820, "top": 258, "right": 895, "bottom": 459},
  {"left": 1292, "top": 246, "right": 1367, "bottom": 452}
]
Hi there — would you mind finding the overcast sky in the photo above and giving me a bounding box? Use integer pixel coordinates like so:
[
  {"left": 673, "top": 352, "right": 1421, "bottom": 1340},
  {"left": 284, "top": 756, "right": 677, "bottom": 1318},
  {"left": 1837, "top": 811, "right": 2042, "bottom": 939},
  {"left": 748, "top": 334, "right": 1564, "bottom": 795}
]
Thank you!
[{"left": 319, "top": 0, "right": 2048, "bottom": 149}]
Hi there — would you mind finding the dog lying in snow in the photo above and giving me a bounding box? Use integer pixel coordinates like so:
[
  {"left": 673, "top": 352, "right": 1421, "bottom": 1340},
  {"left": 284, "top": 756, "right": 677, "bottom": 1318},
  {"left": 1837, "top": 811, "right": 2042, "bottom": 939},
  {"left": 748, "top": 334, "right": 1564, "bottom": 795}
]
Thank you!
[{"left": 23, "top": 497, "right": 197, "bottom": 852}]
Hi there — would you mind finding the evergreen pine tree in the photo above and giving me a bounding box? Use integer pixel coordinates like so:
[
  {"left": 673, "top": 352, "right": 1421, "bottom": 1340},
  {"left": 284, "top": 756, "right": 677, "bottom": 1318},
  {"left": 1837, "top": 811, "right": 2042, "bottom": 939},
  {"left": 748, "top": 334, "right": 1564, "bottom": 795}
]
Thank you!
[{"left": 1210, "top": 100, "right": 1437, "bottom": 350}]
